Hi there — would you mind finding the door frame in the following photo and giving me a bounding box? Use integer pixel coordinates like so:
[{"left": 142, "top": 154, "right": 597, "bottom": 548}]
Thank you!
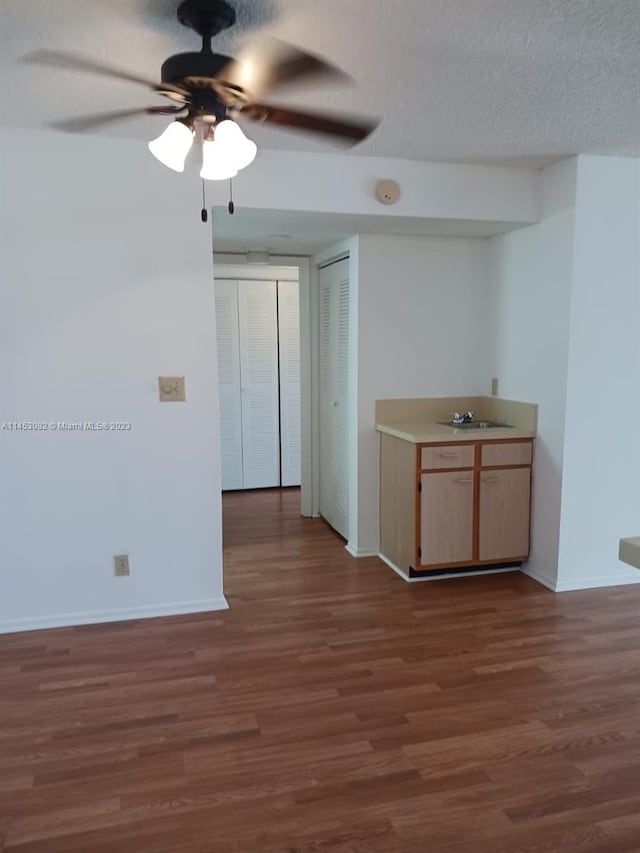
[{"left": 213, "top": 254, "right": 312, "bottom": 516}]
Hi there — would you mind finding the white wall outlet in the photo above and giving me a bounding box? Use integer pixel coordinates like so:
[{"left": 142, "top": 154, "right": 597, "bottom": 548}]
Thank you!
[
  {"left": 491, "top": 377, "right": 499, "bottom": 396},
  {"left": 114, "top": 554, "right": 130, "bottom": 576},
  {"left": 159, "top": 376, "right": 186, "bottom": 402}
]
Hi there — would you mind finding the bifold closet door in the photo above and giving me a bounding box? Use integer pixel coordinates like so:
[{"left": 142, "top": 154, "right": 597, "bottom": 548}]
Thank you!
[
  {"left": 277, "top": 281, "right": 301, "bottom": 487},
  {"left": 215, "top": 280, "right": 243, "bottom": 491},
  {"left": 237, "top": 280, "right": 280, "bottom": 489},
  {"left": 318, "top": 258, "right": 350, "bottom": 540}
]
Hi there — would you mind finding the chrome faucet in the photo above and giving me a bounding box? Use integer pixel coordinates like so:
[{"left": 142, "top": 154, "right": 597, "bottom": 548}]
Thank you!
[{"left": 451, "top": 411, "right": 475, "bottom": 424}]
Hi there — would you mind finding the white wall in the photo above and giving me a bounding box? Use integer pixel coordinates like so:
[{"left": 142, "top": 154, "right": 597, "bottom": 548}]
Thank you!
[
  {"left": 354, "top": 234, "right": 494, "bottom": 554},
  {"left": 204, "top": 150, "right": 539, "bottom": 226},
  {"left": 0, "top": 128, "right": 538, "bottom": 632},
  {"left": 0, "top": 127, "right": 226, "bottom": 632},
  {"left": 490, "top": 155, "right": 640, "bottom": 592},
  {"left": 488, "top": 159, "right": 577, "bottom": 589},
  {"left": 556, "top": 156, "right": 640, "bottom": 590}
]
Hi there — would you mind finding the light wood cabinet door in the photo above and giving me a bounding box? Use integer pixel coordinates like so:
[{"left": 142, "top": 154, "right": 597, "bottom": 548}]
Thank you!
[
  {"left": 479, "top": 468, "right": 531, "bottom": 561},
  {"left": 420, "top": 472, "right": 474, "bottom": 565}
]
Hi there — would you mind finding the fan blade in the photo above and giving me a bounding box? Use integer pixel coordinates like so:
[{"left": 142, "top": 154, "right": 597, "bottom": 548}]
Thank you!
[
  {"left": 22, "top": 50, "right": 189, "bottom": 99},
  {"left": 48, "top": 106, "right": 186, "bottom": 133},
  {"left": 241, "top": 103, "right": 378, "bottom": 143},
  {"left": 219, "top": 38, "right": 350, "bottom": 99}
]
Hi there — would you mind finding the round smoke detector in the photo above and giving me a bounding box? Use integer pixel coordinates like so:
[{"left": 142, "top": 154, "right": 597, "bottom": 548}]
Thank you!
[{"left": 375, "top": 179, "right": 401, "bottom": 205}]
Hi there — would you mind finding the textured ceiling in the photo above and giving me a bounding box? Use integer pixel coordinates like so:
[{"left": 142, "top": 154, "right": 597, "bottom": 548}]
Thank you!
[{"left": 1, "top": 0, "right": 639, "bottom": 167}]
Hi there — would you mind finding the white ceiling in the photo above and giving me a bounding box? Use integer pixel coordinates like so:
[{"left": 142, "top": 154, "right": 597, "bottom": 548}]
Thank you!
[
  {"left": 2, "top": 0, "right": 639, "bottom": 167},
  {"left": 210, "top": 208, "right": 525, "bottom": 254}
]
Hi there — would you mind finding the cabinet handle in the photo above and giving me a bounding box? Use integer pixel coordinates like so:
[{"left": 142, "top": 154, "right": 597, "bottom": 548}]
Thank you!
[
  {"left": 439, "top": 452, "right": 459, "bottom": 458},
  {"left": 455, "top": 478, "right": 473, "bottom": 484},
  {"left": 482, "top": 476, "right": 500, "bottom": 483}
]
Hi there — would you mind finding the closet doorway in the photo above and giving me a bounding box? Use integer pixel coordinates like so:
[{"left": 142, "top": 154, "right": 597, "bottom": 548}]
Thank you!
[{"left": 214, "top": 267, "right": 301, "bottom": 493}]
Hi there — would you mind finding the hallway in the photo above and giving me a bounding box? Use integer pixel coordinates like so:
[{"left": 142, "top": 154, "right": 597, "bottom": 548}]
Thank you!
[{"left": 1, "top": 489, "right": 640, "bottom": 851}]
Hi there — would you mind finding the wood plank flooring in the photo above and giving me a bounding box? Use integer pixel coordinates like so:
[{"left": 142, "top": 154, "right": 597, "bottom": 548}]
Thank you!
[{"left": 2, "top": 487, "right": 640, "bottom": 852}]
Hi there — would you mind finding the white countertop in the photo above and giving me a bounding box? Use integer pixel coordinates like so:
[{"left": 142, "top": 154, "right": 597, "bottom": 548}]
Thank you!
[{"left": 377, "top": 421, "right": 537, "bottom": 444}]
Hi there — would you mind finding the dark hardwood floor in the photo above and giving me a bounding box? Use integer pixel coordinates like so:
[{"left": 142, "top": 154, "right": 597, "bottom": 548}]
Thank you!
[{"left": 2, "top": 488, "right": 640, "bottom": 852}]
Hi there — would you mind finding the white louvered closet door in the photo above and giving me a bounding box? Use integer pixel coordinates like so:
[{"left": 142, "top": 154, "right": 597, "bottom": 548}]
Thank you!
[
  {"left": 237, "top": 280, "right": 280, "bottom": 489},
  {"left": 318, "top": 258, "right": 350, "bottom": 540},
  {"left": 277, "top": 281, "right": 301, "bottom": 487},
  {"left": 215, "top": 280, "right": 243, "bottom": 491}
]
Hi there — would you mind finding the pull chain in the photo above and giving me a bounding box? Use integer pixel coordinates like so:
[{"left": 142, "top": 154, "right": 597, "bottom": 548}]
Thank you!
[
  {"left": 228, "top": 178, "right": 235, "bottom": 215},
  {"left": 201, "top": 179, "right": 208, "bottom": 223}
]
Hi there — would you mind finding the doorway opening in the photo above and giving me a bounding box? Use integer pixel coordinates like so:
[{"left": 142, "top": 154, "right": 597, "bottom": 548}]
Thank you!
[
  {"left": 214, "top": 267, "right": 302, "bottom": 493},
  {"left": 211, "top": 211, "right": 358, "bottom": 582}
]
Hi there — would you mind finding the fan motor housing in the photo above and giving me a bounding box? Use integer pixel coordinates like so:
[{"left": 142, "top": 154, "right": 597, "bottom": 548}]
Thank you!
[{"left": 161, "top": 52, "right": 233, "bottom": 87}]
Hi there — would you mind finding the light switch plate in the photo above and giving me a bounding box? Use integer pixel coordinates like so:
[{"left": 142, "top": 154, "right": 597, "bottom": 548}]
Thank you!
[
  {"left": 491, "top": 377, "right": 499, "bottom": 396},
  {"left": 159, "top": 376, "right": 186, "bottom": 402},
  {"left": 114, "top": 554, "right": 130, "bottom": 576}
]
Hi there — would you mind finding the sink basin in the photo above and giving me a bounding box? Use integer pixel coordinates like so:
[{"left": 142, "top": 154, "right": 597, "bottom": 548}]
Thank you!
[{"left": 438, "top": 420, "right": 513, "bottom": 430}]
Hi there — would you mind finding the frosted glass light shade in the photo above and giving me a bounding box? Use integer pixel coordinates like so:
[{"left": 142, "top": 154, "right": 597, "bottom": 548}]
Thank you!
[
  {"left": 148, "top": 121, "right": 194, "bottom": 172},
  {"left": 214, "top": 119, "right": 257, "bottom": 171},
  {"left": 199, "top": 140, "right": 238, "bottom": 181}
]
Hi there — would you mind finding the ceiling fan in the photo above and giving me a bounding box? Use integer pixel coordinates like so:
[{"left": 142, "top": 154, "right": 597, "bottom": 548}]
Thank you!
[{"left": 24, "top": 0, "right": 379, "bottom": 181}]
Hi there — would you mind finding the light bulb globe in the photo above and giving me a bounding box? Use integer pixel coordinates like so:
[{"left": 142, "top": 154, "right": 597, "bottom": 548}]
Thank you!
[
  {"left": 215, "top": 120, "right": 258, "bottom": 171},
  {"left": 148, "top": 121, "right": 194, "bottom": 172},
  {"left": 200, "top": 140, "right": 239, "bottom": 181}
]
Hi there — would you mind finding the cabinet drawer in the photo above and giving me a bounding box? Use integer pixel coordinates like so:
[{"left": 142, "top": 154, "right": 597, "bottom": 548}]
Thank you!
[
  {"left": 481, "top": 442, "right": 532, "bottom": 467},
  {"left": 421, "top": 444, "right": 474, "bottom": 470}
]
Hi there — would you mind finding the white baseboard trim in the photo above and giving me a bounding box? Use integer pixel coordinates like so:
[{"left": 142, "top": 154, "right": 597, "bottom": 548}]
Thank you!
[
  {"left": 0, "top": 597, "right": 229, "bottom": 635},
  {"left": 377, "top": 553, "right": 520, "bottom": 584},
  {"left": 345, "top": 543, "right": 379, "bottom": 558},
  {"left": 555, "top": 572, "right": 640, "bottom": 592},
  {"left": 522, "top": 565, "right": 558, "bottom": 591},
  {"left": 377, "top": 553, "right": 411, "bottom": 580}
]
